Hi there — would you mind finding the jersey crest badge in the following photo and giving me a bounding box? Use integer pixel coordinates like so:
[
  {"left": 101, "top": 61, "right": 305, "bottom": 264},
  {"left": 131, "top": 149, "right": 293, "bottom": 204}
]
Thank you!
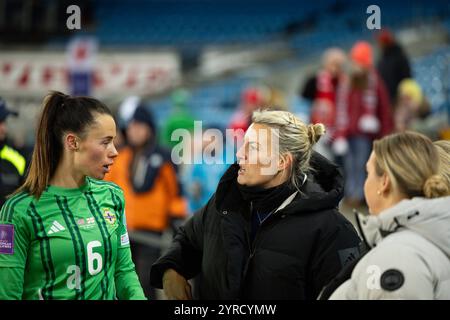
[{"left": 103, "top": 208, "right": 116, "bottom": 225}]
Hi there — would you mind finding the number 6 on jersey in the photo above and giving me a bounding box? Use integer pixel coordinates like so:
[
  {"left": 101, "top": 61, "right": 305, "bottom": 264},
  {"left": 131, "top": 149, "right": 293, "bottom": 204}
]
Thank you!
[
  {"left": 66, "top": 240, "right": 103, "bottom": 290},
  {"left": 87, "top": 240, "right": 103, "bottom": 275}
]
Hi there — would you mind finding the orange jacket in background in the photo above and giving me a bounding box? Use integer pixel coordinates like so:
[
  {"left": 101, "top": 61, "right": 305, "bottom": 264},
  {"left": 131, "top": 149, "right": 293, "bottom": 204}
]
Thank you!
[{"left": 105, "top": 147, "right": 187, "bottom": 232}]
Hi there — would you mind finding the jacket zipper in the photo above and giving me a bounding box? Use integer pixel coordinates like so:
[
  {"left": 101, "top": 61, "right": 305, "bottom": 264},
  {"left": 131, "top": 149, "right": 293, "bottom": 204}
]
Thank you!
[{"left": 242, "top": 203, "right": 280, "bottom": 281}]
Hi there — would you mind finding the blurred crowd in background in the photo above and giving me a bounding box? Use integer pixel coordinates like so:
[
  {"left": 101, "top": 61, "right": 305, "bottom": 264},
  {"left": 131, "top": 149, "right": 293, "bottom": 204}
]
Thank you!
[{"left": 1, "top": 0, "right": 449, "bottom": 298}]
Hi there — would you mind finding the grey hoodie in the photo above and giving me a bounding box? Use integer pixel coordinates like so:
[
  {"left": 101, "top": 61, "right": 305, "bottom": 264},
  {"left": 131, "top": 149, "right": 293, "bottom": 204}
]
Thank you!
[{"left": 330, "top": 196, "right": 450, "bottom": 299}]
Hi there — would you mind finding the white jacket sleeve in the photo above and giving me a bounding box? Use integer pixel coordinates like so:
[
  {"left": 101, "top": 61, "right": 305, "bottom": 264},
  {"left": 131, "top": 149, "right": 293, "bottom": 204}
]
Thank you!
[{"left": 330, "top": 242, "right": 435, "bottom": 300}]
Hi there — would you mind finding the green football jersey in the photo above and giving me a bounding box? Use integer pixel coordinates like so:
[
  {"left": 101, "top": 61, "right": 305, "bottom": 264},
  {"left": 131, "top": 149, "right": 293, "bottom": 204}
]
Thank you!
[{"left": 0, "top": 177, "right": 146, "bottom": 300}]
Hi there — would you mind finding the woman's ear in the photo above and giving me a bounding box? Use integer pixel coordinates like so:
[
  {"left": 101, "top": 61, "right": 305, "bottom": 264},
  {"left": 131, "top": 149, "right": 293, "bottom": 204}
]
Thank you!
[
  {"left": 66, "top": 133, "right": 79, "bottom": 151},
  {"left": 380, "top": 172, "right": 392, "bottom": 195},
  {"left": 278, "top": 153, "right": 292, "bottom": 171}
]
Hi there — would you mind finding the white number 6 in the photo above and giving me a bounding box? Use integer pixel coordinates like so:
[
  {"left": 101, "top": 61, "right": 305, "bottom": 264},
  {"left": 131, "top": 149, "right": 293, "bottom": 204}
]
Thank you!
[{"left": 87, "top": 240, "right": 103, "bottom": 275}]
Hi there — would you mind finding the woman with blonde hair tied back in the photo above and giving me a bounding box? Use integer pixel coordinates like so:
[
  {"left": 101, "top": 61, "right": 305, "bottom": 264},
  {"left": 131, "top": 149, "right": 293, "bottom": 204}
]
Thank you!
[
  {"left": 434, "top": 140, "right": 450, "bottom": 186},
  {"left": 329, "top": 131, "right": 450, "bottom": 299},
  {"left": 151, "top": 109, "right": 361, "bottom": 300}
]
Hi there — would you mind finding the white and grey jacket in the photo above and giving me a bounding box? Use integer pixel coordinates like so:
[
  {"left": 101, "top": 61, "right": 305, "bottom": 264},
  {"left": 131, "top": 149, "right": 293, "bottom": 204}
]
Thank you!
[{"left": 330, "top": 196, "right": 450, "bottom": 300}]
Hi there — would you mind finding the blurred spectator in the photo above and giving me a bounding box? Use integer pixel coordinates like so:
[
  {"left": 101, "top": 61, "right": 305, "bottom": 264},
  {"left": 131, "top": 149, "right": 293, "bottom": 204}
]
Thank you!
[
  {"left": 394, "top": 79, "right": 449, "bottom": 140},
  {"left": 300, "top": 73, "right": 317, "bottom": 103},
  {"left": 0, "top": 98, "right": 26, "bottom": 208},
  {"left": 310, "top": 47, "right": 349, "bottom": 161},
  {"left": 161, "top": 89, "right": 195, "bottom": 149},
  {"left": 343, "top": 41, "right": 393, "bottom": 207},
  {"left": 376, "top": 29, "right": 412, "bottom": 104},
  {"left": 410, "top": 114, "right": 449, "bottom": 141},
  {"left": 266, "top": 86, "right": 288, "bottom": 111},
  {"left": 106, "top": 104, "right": 187, "bottom": 299},
  {"left": 229, "top": 86, "right": 268, "bottom": 134},
  {"left": 114, "top": 95, "right": 141, "bottom": 151},
  {"left": 182, "top": 124, "right": 229, "bottom": 214},
  {"left": 394, "top": 78, "right": 430, "bottom": 132}
]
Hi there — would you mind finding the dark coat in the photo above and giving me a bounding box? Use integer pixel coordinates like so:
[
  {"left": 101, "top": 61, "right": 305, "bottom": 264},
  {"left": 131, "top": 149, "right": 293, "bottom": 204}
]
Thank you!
[
  {"left": 150, "top": 152, "right": 362, "bottom": 300},
  {"left": 0, "top": 141, "right": 25, "bottom": 208},
  {"left": 377, "top": 43, "right": 411, "bottom": 102}
]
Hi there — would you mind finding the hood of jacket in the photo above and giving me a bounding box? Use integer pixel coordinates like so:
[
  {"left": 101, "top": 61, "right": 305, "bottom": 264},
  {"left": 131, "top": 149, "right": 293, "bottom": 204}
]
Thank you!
[
  {"left": 215, "top": 151, "right": 344, "bottom": 215},
  {"left": 356, "top": 196, "right": 450, "bottom": 257}
]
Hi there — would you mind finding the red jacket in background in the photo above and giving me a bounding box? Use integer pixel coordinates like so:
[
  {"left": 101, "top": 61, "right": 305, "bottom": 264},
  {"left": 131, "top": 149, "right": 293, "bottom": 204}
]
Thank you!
[
  {"left": 311, "top": 70, "right": 349, "bottom": 141},
  {"left": 345, "top": 70, "right": 394, "bottom": 139}
]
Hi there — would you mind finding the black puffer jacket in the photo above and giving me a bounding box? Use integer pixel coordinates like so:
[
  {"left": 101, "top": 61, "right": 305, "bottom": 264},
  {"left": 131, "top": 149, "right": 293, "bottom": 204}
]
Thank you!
[{"left": 150, "top": 152, "right": 361, "bottom": 300}]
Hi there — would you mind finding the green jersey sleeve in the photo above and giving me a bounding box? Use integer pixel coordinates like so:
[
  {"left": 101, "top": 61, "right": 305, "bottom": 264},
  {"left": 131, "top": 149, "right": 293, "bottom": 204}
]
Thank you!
[
  {"left": 113, "top": 192, "right": 146, "bottom": 300},
  {"left": 0, "top": 194, "right": 33, "bottom": 299},
  {"left": 115, "top": 246, "right": 146, "bottom": 300}
]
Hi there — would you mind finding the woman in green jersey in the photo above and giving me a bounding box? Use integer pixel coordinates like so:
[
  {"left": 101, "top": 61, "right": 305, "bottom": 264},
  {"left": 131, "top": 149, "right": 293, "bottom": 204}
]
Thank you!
[{"left": 0, "top": 91, "right": 146, "bottom": 300}]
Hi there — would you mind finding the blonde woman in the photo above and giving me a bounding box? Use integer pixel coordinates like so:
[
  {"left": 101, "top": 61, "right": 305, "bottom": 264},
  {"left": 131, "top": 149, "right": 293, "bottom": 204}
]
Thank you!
[
  {"left": 330, "top": 131, "right": 450, "bottom": 299},
  {"left": 150, "top": 109, "right": 361, "bottom": 300}
]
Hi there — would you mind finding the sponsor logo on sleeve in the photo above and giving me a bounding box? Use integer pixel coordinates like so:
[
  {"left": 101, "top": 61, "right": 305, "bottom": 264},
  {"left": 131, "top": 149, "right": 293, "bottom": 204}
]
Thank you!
[
  {"left": 121, "top": 232, "right": 130, "bottom": 246},
  {"left": 0, "top": 224, "right": 14, "bottom": 254}
]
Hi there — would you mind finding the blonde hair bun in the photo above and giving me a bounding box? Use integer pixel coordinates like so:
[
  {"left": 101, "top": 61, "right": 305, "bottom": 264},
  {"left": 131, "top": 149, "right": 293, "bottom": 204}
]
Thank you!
[
  {"left": 423, "top": 174, "right": 450, "bottom": 198},
  {"left": 307, "top": 123, "right": 326, "bottom": 145}
]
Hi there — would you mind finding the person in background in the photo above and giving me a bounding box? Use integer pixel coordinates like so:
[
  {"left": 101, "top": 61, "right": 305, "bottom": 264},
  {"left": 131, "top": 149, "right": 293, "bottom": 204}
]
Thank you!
[
  {"left": 394, "top": 80, "right": 448, "bottom": 141},
  {"left": 0, "top": 98, "right": 26, "bottom": 209},
  {"left": 161, "top": 89, "right": 195, "bottom": 149},
  {"left": 106, "top": 104, "right": 187, "bottom": 299},
  {"left": 300, "top": 74, "right": 318, "bottom": 104},
  {"left": 376, "top": 29, "right": 412, "bottom": 104},
  {"left": 266, "top": 86, "right": 288, "bottom": 111},
  {"left": 0, "top": 91, "right": 145, "bottom": 300},
  {"left": 229, "top": 86, "right": 268, "bottom": 135},
  {"left": 151, "top": 109, "right": 361, "bottom": 300},
  {"left": 394, "top": 78, "right": 430, "bottom": 132},
  {"left": 114, "top": 95, "right": 141, "bottom": 152},
  {"left": 310, "top": 47, "right": 349, "bottom": 162},
  {"left": 342, "top": 41, "right": 393, "bottom": 207},
  {"left": 330, "top": 132, "right": 449, "bottom": 299},
  {"left": 183, "top": 124, "right": 229, "bottom": 214}
]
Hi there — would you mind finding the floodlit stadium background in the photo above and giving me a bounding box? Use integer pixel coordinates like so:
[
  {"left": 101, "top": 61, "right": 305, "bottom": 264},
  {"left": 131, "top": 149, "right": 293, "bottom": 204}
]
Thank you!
[{"left": 1, "top": 0, "right": 449, "bottom": 232}]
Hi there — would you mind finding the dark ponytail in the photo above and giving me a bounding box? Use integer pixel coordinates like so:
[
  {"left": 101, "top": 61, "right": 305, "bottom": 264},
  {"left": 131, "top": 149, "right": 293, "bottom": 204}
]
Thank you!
[{"left": 14, "top": 91, "right": 112, "bottom": 199}]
